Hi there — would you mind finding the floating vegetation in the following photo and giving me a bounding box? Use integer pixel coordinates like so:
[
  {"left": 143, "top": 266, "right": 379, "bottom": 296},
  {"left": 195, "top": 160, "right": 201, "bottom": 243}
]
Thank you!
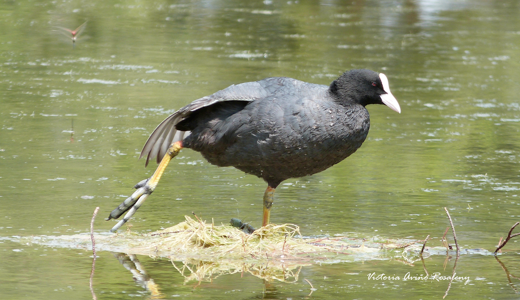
[
  {"left": 124, "top": 215, "right": 304, "bottom": 261},
  {"left": 100, "top": 215, "right": 430, "bottom": 263}
]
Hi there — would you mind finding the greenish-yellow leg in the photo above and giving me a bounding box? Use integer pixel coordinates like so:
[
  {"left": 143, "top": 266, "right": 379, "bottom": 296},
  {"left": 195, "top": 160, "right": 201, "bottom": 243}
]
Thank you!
[
  {"left": 107, "top": 141, "right": 183, "bottom": 232},
  {"left": 262, "top": 185, "right": 276, "bottom": 227}
]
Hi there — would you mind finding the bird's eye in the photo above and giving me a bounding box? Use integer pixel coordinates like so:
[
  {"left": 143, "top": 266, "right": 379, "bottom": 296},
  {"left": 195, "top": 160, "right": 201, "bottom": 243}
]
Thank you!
[{"left": 371, "top": 82, "right": 377, "bottom": 87}]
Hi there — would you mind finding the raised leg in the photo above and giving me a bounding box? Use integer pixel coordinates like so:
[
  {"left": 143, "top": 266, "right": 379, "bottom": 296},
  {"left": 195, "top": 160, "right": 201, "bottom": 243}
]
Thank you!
[
  {"left": 106, "top": 141, "right": 183, "bottom": 232},
  {"left": 262, "top": 185, "right": 276, "bottom": 227}
]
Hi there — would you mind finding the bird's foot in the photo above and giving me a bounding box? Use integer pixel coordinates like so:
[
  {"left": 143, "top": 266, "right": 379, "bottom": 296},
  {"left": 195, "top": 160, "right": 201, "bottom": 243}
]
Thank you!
[
  {"left": 106, "top": 140, "right": 183, "bottom": 233},
  {"left": 106, "top": 177, "right": 155, "bottom": 232},
  {"left": 230, "top": 218, "right": 256, "bottom": 234}
]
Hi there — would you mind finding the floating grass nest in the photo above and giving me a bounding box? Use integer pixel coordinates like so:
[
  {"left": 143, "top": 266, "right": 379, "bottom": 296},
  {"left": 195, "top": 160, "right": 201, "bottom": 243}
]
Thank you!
[
  {"left": 128, "top": 215, "right": 302, "bottom": 261},
  {"left": 100, "top": 216, "right": 431, "bottom": 284},
  {"left": 107, "top": 215, "right": 423, "bottom": 263}
]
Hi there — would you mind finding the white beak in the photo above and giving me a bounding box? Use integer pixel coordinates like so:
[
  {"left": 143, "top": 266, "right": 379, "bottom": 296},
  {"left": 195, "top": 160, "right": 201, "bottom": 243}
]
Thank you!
[{"left": 379, "top": 73, "right": 401, "bottom": 114}]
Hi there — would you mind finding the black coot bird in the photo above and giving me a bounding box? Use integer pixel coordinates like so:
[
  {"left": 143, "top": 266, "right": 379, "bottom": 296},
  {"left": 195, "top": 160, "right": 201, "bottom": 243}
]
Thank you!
[{"left": 107, "top": 69, "right": 401, "bottom": 232}]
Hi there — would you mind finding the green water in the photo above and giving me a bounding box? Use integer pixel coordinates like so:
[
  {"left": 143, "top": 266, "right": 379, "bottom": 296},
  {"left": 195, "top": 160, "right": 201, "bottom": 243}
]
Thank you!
[{"left": 2, "top": 0, "right": 520, "bottom": 299}]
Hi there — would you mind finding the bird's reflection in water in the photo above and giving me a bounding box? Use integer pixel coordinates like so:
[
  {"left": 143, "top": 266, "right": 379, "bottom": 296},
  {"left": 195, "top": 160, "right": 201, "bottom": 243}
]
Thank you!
[{"left": 113, "top": 253, "right": 163, "bottom": 299}]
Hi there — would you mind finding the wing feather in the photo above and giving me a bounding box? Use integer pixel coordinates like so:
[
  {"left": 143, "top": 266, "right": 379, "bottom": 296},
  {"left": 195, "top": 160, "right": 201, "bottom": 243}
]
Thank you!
[{"left": 140, "top": 81, "right": 270, "bottom": 166}]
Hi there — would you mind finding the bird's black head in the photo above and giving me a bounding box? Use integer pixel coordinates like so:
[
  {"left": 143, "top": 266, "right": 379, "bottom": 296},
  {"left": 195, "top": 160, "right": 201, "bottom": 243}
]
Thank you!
[{"left": 329, "top": 69, "right": 401, "bottom": 113}]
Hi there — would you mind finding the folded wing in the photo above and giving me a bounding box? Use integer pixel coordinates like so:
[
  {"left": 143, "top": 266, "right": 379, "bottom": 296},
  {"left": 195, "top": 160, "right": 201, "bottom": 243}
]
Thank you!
[{"left": 141, "top": 81, "right": 272, "bottom": 166}]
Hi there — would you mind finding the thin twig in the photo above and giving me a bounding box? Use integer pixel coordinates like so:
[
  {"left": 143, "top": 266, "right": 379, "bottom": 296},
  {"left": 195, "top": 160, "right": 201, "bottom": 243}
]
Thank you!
[
  {"left": 443, "top": 255, "right": 450, "bottom": 271},
  {"left": 170, "top": 258, "right": 184, "bottom": 276},
  {"left": 420, "top": 235, "right": 430, "bottom": 256},
  {"left": 442, "top": 226, "right": 450, "bottom": 252},
  {"left": 304, "top": 278, "right": 316, "bottom": 296},
  {"left": 192, "top": 212, "right": 204, "bottom": 226},
  {"left": 497, "top": 237, "right": 503, "bottom": 253},
  {"left": 90, "top": 207, "right": 100, "bottom": 300},
  {"left": 495, "top": 255, "right": 520, "bottom": 293},
  {"left": 443, "top": 255, "right": 459, "bottom": 299},
  {"left": 149, "top": 230, "right": 189, "bottom": 236},
  {"left": 304, "top": 278, "right": 314, "bottom": 289},
  {"left": 494, "top": 222, "right": 520, "bottom": 254},
  {"left": 392, "top": 240, "right": 422, "bottom": 249},
  {"left": 420, "top": 256, "right": 429, "bottom": 277},
  {"left": 444, "top": 207, "right": 460, "bottom": 255}
]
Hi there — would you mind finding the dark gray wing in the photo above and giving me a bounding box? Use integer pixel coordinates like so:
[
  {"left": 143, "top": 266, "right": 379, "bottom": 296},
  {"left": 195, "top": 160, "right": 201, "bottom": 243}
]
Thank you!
[{"left": 141, "top": 81, "right": 272, "bottom": 166}]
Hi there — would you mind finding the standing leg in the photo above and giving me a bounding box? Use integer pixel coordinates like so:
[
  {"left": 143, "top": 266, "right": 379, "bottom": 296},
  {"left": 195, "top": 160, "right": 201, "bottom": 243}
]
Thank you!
[
  {"left": 262, "top": 185, "right": 276, "bottom": 227},
  {"left": 107, "top": 141, "right": 183, "bottom": 232}
]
